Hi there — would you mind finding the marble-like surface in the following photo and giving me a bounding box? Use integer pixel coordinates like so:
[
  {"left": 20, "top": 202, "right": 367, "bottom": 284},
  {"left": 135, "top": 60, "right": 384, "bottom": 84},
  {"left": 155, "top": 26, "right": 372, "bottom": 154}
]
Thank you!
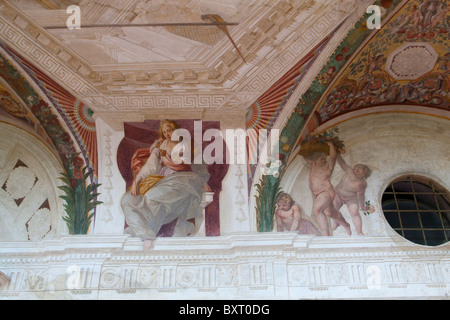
[{"left": 0, "top": 233, "right": 448, "bottom": 300}]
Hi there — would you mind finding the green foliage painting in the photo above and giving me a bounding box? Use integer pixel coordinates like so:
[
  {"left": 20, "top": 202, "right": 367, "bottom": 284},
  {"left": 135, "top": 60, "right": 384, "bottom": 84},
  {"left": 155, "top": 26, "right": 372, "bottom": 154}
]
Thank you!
[
  {"left": 255, "top": 174, "right": 283, "bottom": 232},
  {"left": 58, "top": 154, "right": 102, "bottom": 235}
]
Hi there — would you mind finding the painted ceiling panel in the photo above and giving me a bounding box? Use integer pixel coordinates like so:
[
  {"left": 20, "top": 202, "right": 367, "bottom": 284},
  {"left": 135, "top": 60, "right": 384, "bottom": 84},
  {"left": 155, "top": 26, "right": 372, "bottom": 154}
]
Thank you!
[{"left": 311, "top": 0, "right": 449, "bottom": 133}]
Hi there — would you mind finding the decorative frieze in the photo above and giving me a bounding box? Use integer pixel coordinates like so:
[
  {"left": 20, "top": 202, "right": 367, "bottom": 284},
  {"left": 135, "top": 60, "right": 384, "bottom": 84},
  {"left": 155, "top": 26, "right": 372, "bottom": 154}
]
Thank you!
[{"left": 0, "top": 234, "right": 448, "bottom": 299}]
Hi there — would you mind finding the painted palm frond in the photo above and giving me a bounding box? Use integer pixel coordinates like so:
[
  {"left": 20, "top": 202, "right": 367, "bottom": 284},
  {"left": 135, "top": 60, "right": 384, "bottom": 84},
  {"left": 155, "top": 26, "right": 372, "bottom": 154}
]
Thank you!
[
  {"left": 255, "top": 175, "right": 283, "bottom": 232},
  {"left": 58, "top": 154, "right": 102, "bottom": 235}
]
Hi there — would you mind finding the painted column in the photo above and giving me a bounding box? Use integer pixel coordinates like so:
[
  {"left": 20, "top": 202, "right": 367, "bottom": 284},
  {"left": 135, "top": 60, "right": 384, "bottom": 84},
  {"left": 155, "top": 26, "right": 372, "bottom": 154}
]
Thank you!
[
  {"left": 91, "top": 116, "right": 126, "bottom": 235},
  {"left": 217, "top": 112, "right": 251, "bottom": 235}
]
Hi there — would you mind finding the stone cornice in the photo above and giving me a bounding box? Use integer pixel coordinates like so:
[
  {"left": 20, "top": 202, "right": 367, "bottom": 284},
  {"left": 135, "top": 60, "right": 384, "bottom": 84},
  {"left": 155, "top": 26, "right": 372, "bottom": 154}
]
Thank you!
[
  {"left": 0, "top": 234, "right": 448, "bottom": 260},
  {"left": 0, "top": 234, "right": 448, "bottom": 299}
]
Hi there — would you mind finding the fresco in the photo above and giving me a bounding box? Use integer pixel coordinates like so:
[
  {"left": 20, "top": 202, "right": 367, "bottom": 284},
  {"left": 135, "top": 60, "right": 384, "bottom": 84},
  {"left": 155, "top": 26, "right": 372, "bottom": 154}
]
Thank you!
[
  {"left": 0, "top": 44, "right": 101, "bottom": 235},
  {"left": 252, "top": 0, "right": 450, "bottom": 235},
  {"left": 269, "top": 127, "right": 375, "bottom": 237},
  {"left": 316, "top": 0, "right": 449, "bottom": 124},
  {"left": 0, "top": 83, "right": 36, "bottom": 127},
  {"left": 275, "top": 192, "right": 321, "bottom": 235},
  {"left": 0, "top": 44, "right": 98, "bottom": 177},
  {"left": 299, "top": 128, "right": 375, "bottom": 236},
  {"left": 245, "top": 23, "right": 345, "bottom": 191},
  {"left": 117, "top": 119, "right": 229, "bottom": 244},
  {"left": 0, "top": 49, "right": 77, "bottom": 170}
]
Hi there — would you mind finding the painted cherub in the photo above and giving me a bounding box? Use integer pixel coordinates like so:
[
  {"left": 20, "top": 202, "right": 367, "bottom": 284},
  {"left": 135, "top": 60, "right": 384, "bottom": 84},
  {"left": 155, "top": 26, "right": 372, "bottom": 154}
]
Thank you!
[
  {"left": 305, "top": 141, "right": 351, "bottom": 236},
  {"left": 429, "top": 3, "right": 450, "bottom": 31},
  {"left": 275, "top": 193, "right": 320, "bottom": 236},
  {"left": 333, "top": 155, "right": 372, "bottom": 236}
]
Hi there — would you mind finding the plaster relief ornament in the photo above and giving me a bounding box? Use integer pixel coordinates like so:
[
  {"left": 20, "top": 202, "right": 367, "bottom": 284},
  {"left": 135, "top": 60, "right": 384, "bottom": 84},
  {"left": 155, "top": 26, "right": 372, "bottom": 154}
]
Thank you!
[
  {"left": 5, "top": 166, "right": 37, "bottom": 200},
  {"left": 0, "top": 272, "right": 10, "bottom": 292},
  {"left": 26, "top": 208, "right": 52, "bottom": 241}
]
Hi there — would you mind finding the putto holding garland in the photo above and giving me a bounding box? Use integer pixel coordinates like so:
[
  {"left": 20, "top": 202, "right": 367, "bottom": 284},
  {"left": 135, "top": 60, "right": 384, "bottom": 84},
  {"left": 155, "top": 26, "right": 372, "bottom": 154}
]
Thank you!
[{"left": 288, "top": 127, "right": 375, "bottom": 236}]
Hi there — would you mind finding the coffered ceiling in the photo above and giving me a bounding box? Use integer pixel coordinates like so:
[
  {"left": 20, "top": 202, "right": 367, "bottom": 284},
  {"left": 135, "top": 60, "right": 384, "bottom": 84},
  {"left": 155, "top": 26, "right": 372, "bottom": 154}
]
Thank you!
[{"left": 0, "top": 0, "right": 369, "bottom": 119}]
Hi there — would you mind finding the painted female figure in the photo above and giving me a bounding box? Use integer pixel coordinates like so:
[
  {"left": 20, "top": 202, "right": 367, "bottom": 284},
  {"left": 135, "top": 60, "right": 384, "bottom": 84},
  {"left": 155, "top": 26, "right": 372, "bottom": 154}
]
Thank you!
[{"left": 121, "top": 120, "right": 210, "bottom": 251}]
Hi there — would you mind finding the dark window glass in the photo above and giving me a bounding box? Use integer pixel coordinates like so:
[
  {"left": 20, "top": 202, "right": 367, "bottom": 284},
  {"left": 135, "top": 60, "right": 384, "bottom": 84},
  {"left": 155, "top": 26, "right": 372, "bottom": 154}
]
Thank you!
[{"left": 382, "top": 176, "right": 450, "bottom": 246}]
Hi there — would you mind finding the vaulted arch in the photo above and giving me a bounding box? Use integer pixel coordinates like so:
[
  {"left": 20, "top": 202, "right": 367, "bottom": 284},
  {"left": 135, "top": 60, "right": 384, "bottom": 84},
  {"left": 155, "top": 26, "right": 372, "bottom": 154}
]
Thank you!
[
  {"left": 0, "top": 43, "right": 101, "bottom": 235},
  {"left": 0, "top": 42, "right": 98, "bottom": 179},
  {"left": 251, "top": 0, "right": 450, "bottom": 232}
]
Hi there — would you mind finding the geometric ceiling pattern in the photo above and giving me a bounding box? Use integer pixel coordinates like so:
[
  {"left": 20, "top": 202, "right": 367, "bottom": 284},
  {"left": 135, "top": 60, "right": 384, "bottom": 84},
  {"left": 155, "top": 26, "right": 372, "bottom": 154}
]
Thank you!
[{"left": 0, "top": 0, "right": 370, "bottom": 128}]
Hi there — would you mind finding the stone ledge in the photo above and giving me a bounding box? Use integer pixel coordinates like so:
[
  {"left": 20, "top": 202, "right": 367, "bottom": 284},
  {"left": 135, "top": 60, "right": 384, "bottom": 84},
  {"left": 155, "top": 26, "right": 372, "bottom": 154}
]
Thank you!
[
  {"left": 0, "top": 233, "right": 448, "bottom": 254},
  {"left": 0, "top": 233, "right": 448, "bottom": 300}
]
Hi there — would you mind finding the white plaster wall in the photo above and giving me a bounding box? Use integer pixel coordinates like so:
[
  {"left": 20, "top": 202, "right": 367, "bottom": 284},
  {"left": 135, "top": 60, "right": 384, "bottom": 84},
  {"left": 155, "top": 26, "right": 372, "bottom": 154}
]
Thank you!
[
  {"left": 218, "top": 113, "right": 252, "bottom": 235},
  {"left": 219, "top": 163, "right": 250, "bottom": 234},
  {"left": 91, "top": 117, "right": 126, "bottom": 235},
  {"left": 280, "top": 113, "right": 450, "bottom": 241}
]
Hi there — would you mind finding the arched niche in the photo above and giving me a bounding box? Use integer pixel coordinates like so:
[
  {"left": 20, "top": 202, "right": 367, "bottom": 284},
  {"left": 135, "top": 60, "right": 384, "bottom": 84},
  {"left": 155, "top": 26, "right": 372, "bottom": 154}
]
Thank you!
[
  {"left": 0, "top": 121, "right": 67, "bottom": 241},
  {"left": 277, "top": 111, "right": 450, "bottom": 237},
  {"left": 117, "top": 119, "right": 229, "bottom": 237}
]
